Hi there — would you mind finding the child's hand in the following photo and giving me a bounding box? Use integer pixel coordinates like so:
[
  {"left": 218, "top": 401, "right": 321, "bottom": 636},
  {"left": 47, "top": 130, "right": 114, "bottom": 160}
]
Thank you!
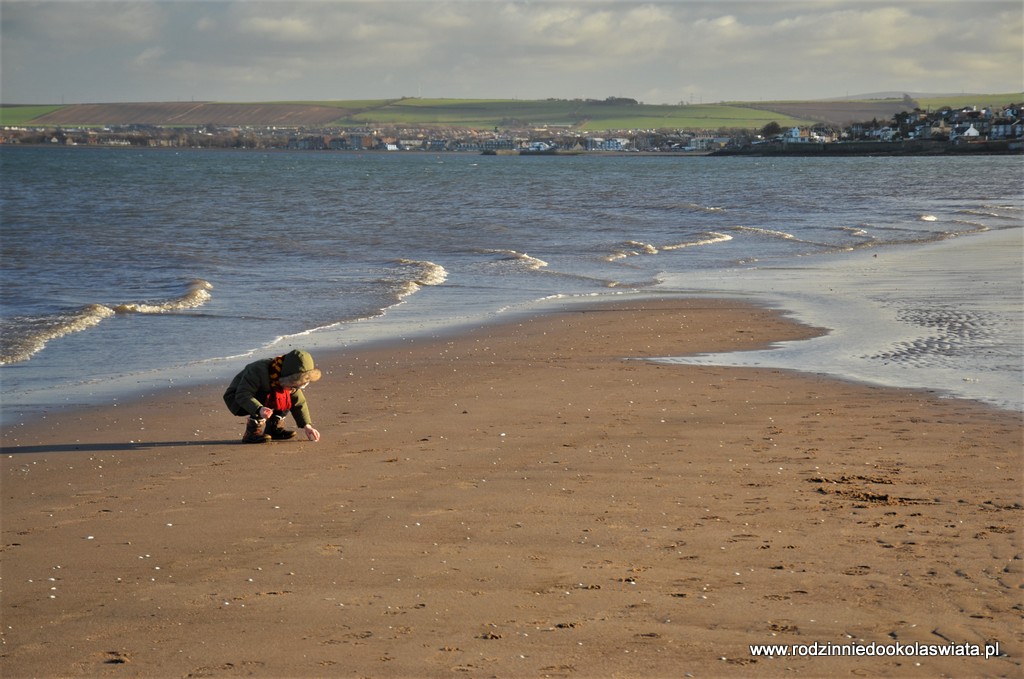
[
  {"left": 258, "top": 407, "right": 273, "bottom": 419},
  {"left": 304, "top": 424, "right": 321, "bottom": 442}
]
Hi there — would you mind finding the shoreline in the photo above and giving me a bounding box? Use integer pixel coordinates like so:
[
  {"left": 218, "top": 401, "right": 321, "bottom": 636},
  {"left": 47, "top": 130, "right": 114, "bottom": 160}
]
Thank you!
[
  {"left": 5, "top": 252, "right": 1019, "bottom": 431},
  {"left": 2, "top": 297, "right": 1021, "bottom": 677},
  {"left": 6, "top": 219, "right": 1021, "bottom": 426},
  {"left": 655, "top": 227, "right": 1024, "bottom": 413},
  {"left": 1, "top": 293, "right": 811, "bottom": 428},
  {"left": 6, "top": 142, "right": 1020, "bottom": 156},
  {"left": 712, "top": 138, "right": 1022, "bottom": 156}
]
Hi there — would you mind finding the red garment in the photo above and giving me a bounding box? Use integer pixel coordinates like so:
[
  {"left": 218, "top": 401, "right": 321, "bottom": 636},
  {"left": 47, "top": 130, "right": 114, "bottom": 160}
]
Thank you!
[
  {"left": 266, "top": 388, "right": 292, "bottom": 412},
  {"left": 264, "top": 355, "right": 293, "bottom": 413}
]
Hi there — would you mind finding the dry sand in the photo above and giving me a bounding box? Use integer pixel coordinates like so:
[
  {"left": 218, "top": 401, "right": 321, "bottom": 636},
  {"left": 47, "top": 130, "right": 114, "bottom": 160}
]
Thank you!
[{"left": 2, "top": 298, "right": 1021, "bottom": 678}]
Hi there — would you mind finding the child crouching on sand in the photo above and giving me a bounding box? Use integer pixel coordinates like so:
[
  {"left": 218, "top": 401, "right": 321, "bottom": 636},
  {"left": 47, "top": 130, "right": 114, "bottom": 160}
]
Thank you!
[{"left": 223, "top": 349, "right": 322, "bottom": 444}]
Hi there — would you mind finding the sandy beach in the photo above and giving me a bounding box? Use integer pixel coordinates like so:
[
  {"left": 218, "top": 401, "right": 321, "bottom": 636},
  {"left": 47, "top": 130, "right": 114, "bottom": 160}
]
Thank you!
[{"left": 2, "top": 298, "right": 1021, "bottom": 678}]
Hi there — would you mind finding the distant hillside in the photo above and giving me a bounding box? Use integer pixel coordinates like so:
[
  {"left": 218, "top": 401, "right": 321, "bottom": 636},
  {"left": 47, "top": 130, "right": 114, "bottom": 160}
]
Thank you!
[
  {"left": 745, "top": 93, "right": 1023, "bottom": 126},
  {"left": 16, "top": 102, "right": 358, "bottom": 127},
  {"left": 4, "top": 98, "right": 813, "bottom": 129},
  {"left": 3, "top": 94, "right": 1021, "bottom": 131},
  {"left": 738, "top": 100, "right": 916, "bottom": 126}
]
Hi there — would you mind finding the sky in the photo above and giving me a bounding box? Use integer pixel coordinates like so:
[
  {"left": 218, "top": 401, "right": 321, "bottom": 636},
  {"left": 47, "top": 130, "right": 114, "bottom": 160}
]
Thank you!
[{"left": 2, "top": 0, "right": 1022, "bottom": 106}]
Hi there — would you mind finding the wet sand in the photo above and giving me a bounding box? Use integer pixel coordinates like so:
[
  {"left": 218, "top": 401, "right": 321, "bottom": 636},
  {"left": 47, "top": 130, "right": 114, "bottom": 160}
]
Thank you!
[{"left": 2, "top": 298, "right": 1021, "bottom": 678}]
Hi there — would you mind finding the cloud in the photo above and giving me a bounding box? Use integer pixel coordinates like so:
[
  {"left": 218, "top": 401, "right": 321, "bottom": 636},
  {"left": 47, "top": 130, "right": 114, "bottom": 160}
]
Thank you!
[
  {"left": 8, "top": 0, "right": 163, "bottom": 49},
  {"left": 1, "top": 0, "right": 1021, "bottom": 105},
  {"left": 195, "top": 16, "right": 217, "bottom": 32},
  {"left": 133, "top": 46, "right": 165, "bottom": 67},
  {"left": 238, "top": 12, "right": 321, "bottom": 42}
]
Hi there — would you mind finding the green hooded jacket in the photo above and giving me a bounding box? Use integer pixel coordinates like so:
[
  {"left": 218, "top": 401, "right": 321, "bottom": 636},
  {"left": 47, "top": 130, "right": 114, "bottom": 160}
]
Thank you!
[{"left": 223, "top": 349, "right": 315, "bottom": 426}]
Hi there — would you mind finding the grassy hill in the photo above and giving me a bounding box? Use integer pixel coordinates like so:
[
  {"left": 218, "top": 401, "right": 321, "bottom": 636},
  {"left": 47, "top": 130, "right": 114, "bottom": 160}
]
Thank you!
[
  {"left": 745, "top": 93, "right": 1023, "bottom": 126},
  {"left": 0, "top": 105, "right": 65, "bottom": 126},
  {"left": 3, "top": 94, "right": 1021, "bottom": 131},
  {"left": 337, "top": 98, "right": 814, "bottom": 131},
  {"left": 3, "top": 98, "right": 816, "bottom": 130},
  {"left": 914, "top": 93, "right": 1022, "bottom": 111}
]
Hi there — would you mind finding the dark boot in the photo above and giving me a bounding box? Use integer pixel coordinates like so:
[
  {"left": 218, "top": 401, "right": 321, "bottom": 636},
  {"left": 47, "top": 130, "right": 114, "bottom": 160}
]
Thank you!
[
  {"left": 242, "top": 417, "right": 271, "bottom": 444},
  {"left": 265, "top": 415, "right": 297, "bottom": 441}
]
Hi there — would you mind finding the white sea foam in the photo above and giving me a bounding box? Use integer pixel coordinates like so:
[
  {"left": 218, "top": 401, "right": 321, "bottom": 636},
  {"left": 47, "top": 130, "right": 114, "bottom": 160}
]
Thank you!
[
  {"left": 950, "top": 220, "right": 990, "bottom": 232},
  {"left": 0, "top": 280, "right": 214, "bottom": 365},
  {"left": 391, "top": 259, "right": 449, "bottom": 301},
  {"left": 396, "top": 259, "right": 449, "bottom": 287},
  {"left": 938, "top": 224, "right": 990, "bottom": 239},
  {"left": 684, "top": 203, "right": 725, "bottom": 213},
  {"left": 959, "top": 208, "right": 1016, "bottom": 220},
  {"left": 0, "top": 304, "right": 116, "bottom": 365},
  {"left": 661, "top": 232, "right": 734, "bottom": 250},
  {"left": 113, "top": 280, "right": 214, "bottom": 314},
  {"left": 919, "top": 215, "right": 938, "bottom": 222},
  {"left": 840, "top": 226, "right": 872, "bottom": 238},
  {"left": 607, "top": 233, "right": 732, "bottom": 261},
  {"left": 625, "top": 240, "right": 659, "bottom": 254},
  {"left": 480, "top": 249, "right": 549, "bottom": 270},
  {"left": 733, "top": 225, "right": 800, "bottom": 240},
  {"left": 733, "top": 225, "right": 844, "bottom": 250},
  {"left": 394, "top": 281, "right": 421, "bottom": 300}
]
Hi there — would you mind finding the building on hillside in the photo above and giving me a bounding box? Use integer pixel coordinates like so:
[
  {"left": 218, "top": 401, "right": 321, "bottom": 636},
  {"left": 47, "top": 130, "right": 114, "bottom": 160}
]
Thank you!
[
  {"left": 952, "top": 123, "right": 982, "bottom": 141},
  {"left": 585, "top": 137, "right": 630, "bottom": 151},
  {"left": 990, "top": 118, "right": 1023, "bottom": 140},
  {"left": 690, "top": 134, "right": 730, "bottom": 151}
]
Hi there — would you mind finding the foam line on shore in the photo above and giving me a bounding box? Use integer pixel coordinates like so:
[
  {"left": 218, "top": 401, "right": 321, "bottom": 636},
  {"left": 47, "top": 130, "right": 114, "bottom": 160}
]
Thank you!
[{"left": 654, "top": 227, "right": 1023, "bottom": 411}]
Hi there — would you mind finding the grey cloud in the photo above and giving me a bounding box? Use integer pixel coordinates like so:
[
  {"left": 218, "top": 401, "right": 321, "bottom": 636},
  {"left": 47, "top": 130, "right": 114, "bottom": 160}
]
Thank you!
[{"left": 2, "top": 0, "right": 1020, "bottom": 105}]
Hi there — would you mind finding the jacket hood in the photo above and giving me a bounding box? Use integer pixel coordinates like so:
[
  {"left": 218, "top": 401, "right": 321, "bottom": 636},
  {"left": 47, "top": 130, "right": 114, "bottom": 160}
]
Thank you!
[{"left": 279, "top": 350, "right": 321, "bottom": 386}]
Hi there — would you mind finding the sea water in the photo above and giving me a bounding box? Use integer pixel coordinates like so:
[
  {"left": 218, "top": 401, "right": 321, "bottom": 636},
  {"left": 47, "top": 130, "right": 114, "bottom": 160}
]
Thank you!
[{"left": 1, "top": 146, "right": 1021, "bottom": 423}]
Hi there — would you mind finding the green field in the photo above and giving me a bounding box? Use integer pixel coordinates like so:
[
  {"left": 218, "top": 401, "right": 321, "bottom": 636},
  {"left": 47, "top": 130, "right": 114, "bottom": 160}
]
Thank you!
[
  {"left": 2, "top": 93, "right": 1019, "bottom": 131},
  {"left": 323, "top": 98, "right": 815, "bottom": 130},
  {"left": 914, "top": 92, "right": 1023, "bottom": 111},
  {"left": 0, "top": 105, "right": 64, "bottom": 126},
  {"left": 289, "top": 99, "right": 397, "bottom": 109}
]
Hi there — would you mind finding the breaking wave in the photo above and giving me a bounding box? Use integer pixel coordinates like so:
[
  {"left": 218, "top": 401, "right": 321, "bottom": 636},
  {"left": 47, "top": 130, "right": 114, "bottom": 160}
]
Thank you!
[
  {"left": 958, "top": 207, "right": 1018, "bottom": 220},
  {"left": 661, "top": 232, "right": 734, "bottom": 250},
  {"left": 682, "top": 202, "right": 725, "bottom": 213},
  {"left": 479, "top": 248, "right": 549, "bottom": 271},
  {"left": 625, "top": 240, "right": 659, "bottom": 254},
  {"left": 732, "top": 225, "right": 845, "bottom": 249},
  {"left": 113, "top": 280, "right": 213, "bottom": 313},
  {"left": 840, "top": 226, "right": 872, "bottom": 239},
  {"left": 606, "top": 232, "right": 732, "bottom": 261},
  {"left": 393, "top": 259, "right": 449, "bottom": 300},
  {"left": 0, "top": 279, "right": 214, "bottom": 365},
  {"left": 733, "top": 225, "right": 801, "bottom": 241}
]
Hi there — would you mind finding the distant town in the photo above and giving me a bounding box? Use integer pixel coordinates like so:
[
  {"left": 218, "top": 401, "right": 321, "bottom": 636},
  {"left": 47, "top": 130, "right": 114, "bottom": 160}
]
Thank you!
[{"left": 2, "top": 100, "right": 1020, "bottom": 155}]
